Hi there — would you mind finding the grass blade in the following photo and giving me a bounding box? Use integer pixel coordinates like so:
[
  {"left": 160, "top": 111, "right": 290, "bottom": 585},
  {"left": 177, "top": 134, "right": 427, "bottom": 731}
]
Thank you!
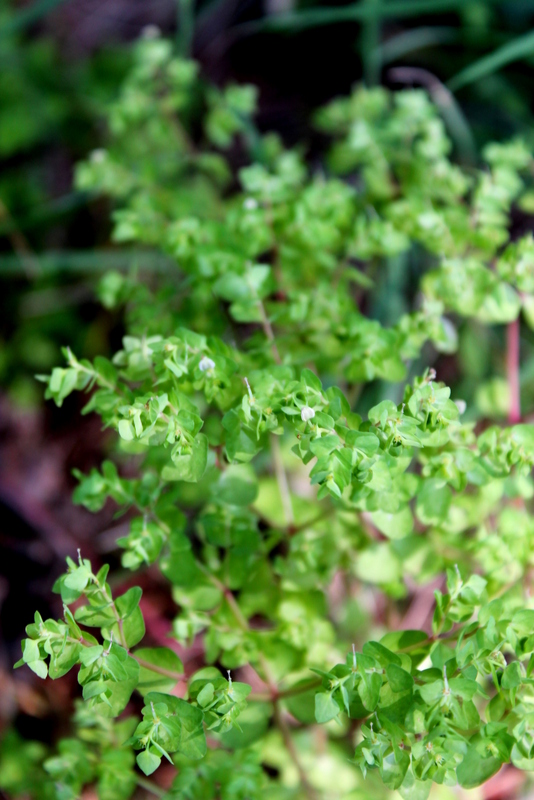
[
  {"left": 0, "top": 0, "right": 68, "bottom": 39},
  {"left": 239, "top": 0, "right": 503, "bottom": 35},
  {"left": 448, "top": 29, "right": 534, "bottom": 91},
  {"left": 361, "top": 0, "right": 382, "bottom": 86},
  {"left": 176, "top": 0, "right": 194, "bottom": 56},
  {"left": 0, "top": 192, "right": 91, "bottom": 238},
  {"left": 375, "top": 26, "right": 458, "bottom": 69},
  {"left": 0, "top": 250, "right": 176, "bottom": 277}
]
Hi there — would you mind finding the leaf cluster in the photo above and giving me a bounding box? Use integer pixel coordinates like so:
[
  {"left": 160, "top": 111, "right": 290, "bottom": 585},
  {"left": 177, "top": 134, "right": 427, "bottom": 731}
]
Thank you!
[{"left": 10, "top": 31, "right": 534, "bottom": 800}]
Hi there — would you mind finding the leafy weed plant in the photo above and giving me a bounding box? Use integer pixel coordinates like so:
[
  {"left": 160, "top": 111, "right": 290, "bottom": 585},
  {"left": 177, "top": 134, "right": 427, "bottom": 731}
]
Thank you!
[{"left": 8, "top": 32, "right": 534, "bottom": 800}]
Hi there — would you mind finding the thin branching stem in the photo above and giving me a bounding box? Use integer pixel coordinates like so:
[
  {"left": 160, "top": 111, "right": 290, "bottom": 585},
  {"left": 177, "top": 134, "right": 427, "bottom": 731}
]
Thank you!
[
  {"left": 136, "top": 774, "right": 165, "bottom": 797},
  {"left": 271, "top": 434, "right": 294, "bottom": 526},
  {"left": 507, "top": 317, "right": 521, "bottom": 423},
  {"left": 258, "top": 298, "right": 282, "bottom": 364},
  {"left": 273, "top": 700, "right": 319, "bottom": 800}
]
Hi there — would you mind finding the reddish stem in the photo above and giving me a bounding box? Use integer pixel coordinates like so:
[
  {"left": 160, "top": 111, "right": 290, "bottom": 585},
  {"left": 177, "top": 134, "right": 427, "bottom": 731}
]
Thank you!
[{"left": 507, "top": 318, "right": 521, "bottom": 424}]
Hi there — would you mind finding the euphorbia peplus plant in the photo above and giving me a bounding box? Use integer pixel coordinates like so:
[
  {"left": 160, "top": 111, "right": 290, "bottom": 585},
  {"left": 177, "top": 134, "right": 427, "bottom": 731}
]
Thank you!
[{"left": 11, "top": 31, "right": 534, "bottom": 800}]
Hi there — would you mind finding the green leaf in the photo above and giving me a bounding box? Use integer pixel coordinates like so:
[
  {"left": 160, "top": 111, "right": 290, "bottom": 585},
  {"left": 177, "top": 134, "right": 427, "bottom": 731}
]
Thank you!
[
  {"left": 27, "top": 659, "right": 48, "bottom": 679},
  {"left": 512, "top": 743, "right": 534, "bottom": 770},
  {"left": 362, "top": 642, "right": 400, "bottom": 668},
  {"left": 345, "top": 430, "right": 380, "bottom": 456},
  {"left": 196, "top": 683, "right": 214, "bottom": 707},
  {"left": 386, "top": 663, "right": 414, "bottom": 693},
  {"left": 354, "top": 543, "right": 401, "bottom": 585},
  {"left": 90, "top": 654, "right": 139, "bottom": 718},
  {"left": 456, "top": 747, "right": 502, "bottom": 788},
  {"left": 512, "top": 609, "right": 534, "bottom": 636},
  {"left": 301, "top": 368, "right": 322, "bottom": 392},
  {"left": 219, "top": 703, "right": 271, "bottom": 749},
  {"left": 284, "top": 683, "right": 318, "bottom": 724},
  {"left": 115, "top": 586, "right": 143, "bottom": 619},
  {"left": 358, "top": 658, "right": 382, "bottom": 712},
  {"left": 416, "top": 479, "right": 451, "bottom": 525},
  {"left": 380, "top": 749, "right": 410, "bottom": 790},
  {"left": 214, "top": 464, "right": 258, "bottom": 506},
  {"left": 163, "top": 434, "right": 208, "bottom": 482},
  {"left": 486, "top": 693, "right": 506, "bottom": 722},
  {"left": 105, "top": 604, "right": 145, "bottom": 649},
  {"left": 398, "top": 768, "right": 431, "bottom": 800},
  {"left": 224, "top": 424, "right": 260, "bottom": 463},
  {"left": 64, "top": 566, "right": 92, "bottom": 592},
  {"left": 135, "top": 648, "right": 184, "bottom": 695},
  {"left": 144, "top": 693, "right": 207, "bottom": 760},
  {"left": 23, "top": 638, "right": 40, "bottom": 663},
  {"left": 118, "top": 420, "right": 135, "bottom": 441},
  {"left": 136, "top": 750, "right": 161, "bottom": 776},
  {"left": 314, "top": 692, "right": 340, "bottom": 723},
  {"left": 79, "top": 646, "right": 104, "bottom": 667},
  {"left": 371, "top": 508, "right": 413, "bottom": 539},
  {"left": 502, "top": 661, "right": 522, "bottom": 689},
  {"left": 380, "top": 630, "right": 429, "bottom": 655}
]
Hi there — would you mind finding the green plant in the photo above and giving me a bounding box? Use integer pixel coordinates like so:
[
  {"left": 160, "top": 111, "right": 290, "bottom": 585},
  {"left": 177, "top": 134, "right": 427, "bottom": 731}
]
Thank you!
[{"left": 9, "top": 32, "right": 534, "bottom": 800}]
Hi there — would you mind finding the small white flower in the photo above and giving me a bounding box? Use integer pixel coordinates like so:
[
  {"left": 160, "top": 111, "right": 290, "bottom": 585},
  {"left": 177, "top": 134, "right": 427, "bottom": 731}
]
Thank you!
[
  {"left": 454, "top": 399, "right": 466, "bottom": 415},
  {"left": 199, "top": 356, "right": 216, "bottom": 372},
  {"left": 243, "top": 197, "right": 258, "bottom": 211},
  {"left": 141, "top": 24, "right": 161, "bottom": 39},
  {"left": 301, "top": 406, "right": 315, "bottom": 422},
  {"left": 90, "top": 149, "right": 106, "bottom": 164}
]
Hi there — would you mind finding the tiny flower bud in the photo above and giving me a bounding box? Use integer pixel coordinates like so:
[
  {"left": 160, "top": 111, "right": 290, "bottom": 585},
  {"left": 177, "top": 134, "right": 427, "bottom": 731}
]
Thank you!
[
  {"left": 442, "top": 665, "right": 450, "bottom": 695},
  {"left": 199, "top": 356, "right": 215, "bottom": 372},
  {"left": 301, "top": 406, "right": 315, "bottom": 422},
  {"left": 244, "top": 377, "right": 254, "bottom": 402},
  {"left": 243, "top": 197, "right": 258, "bottom": 211},
  {"left": 90, "top": 149, "right": 106, "bottom": 164},
  {"left": 454, "top": 399, "right": 466, "bottom": 415},
  {"left": 141, "top": 24, "right": 161, "bottom": 39}
]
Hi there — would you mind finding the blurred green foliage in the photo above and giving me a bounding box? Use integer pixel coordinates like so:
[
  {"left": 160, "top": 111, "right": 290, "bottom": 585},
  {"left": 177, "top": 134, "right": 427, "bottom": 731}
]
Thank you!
[
  {"left": 3, "top": 0, "right": 534, "bottom": 410},
  {"left": 4, "top": 6, "right": 534, "bottom": 795},
  {"left": 0, "top": 0, "right": 131, "bottom": 404},
  {"left": 5, "top": 27, "right": 534, "bottom": 798}
]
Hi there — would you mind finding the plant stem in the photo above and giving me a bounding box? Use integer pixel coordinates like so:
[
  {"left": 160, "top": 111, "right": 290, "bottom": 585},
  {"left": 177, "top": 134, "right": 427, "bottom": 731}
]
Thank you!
[
  {"left": 258, "top": 298, "right": 282, "bottom": 364},
  {"left": 103, "top": 587, "right": 128, "bottom": 650},
  {"left": 249, "top": 677, "right": 322, "bottom": 702},
  {"left": 395, "top": 625, "right": 478, "bottom": 655},
  {"left": 197, "top": 563, "right": 251, "bottom": 633},
  {"left": 222, "top": 587, "right": 250, "bottom": 632},
  {"left": 136, "top": 774, "right": 165, "bottom": 797},
  {"left": 507, "top": 317, "right": 521, "bottom": 424},
  {"left": 134, "top": 656, "right": 185, "bottom": 682},
  {"left": 273, "top": 699, "right": 319, "bottom": 800},
  {"left": 290, "top": 507, "right": 333, "bottom": 533},
  {"left": 189, "top": 486, "right": 316, "bottom": 800},
  {"left": 0, "top": 198, "right": 41, "bottom": 278},
  {"left": 176, "top": 0, "right": 194, "bottom": 56},
  {"left": 271, "top": 434, "right": 294, "bottom": 526}
]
